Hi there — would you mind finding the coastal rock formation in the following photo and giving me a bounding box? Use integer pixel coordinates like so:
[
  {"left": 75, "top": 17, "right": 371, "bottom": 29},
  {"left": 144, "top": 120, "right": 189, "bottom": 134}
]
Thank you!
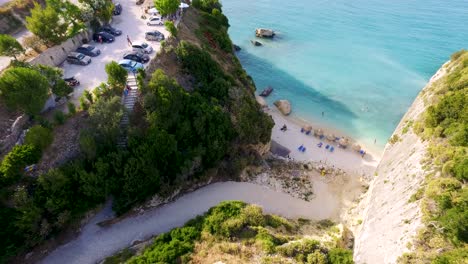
[
  {"left": 354, "top": 63, "right": 449, "bottom": 264},
  {"left": 251, "top": 40, "right": 262, "bottom": 46},
  {"left": 255, "top": 28, "right": 275, "bottom": 38},
  {"left": 274, "top": 100, "right": 291, "bottom": 115},
  {"left": 233, "top": 44, "right": 241, "bottom": 51}
]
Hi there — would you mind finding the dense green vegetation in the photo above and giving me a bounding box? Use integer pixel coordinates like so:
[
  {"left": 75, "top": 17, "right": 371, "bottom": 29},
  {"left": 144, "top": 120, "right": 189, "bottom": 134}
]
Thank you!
[
  {"left": 400, "top": 50, "right": 468, "bottom": 263},
  {"left": 0, "top": 34, "right": 24, "bottom": 60},
  {"left": 154, "top": 0, "right": 180, "bottom": 16},
  {"left": 108, "top": 201, "right": 353, "bottom": 264},
  {"left": 0, "top": 4, "right": 273, "bottom": 261}
]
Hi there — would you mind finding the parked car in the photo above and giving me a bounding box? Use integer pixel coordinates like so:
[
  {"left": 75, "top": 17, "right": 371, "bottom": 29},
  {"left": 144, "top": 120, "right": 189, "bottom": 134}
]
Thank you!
[
  {"left": 147, "top": 16, "right": 163, "bottom": 26},
  {"left": 93, "top": 32, "right": 115, "bottom": 43},
  {"left": 145, "top": 31, "right": 165, "bottom": 41},
  {"left": 66, "top": 52, "right": 91, "bottom": 65},
  {"left": 131, "top": 41, "right": 153, "bottom": 54},
  {"left": 76, "top": 44, "right": 101, "bottom": 57},
  {"left": 136, "top": 0, "right": 144, "bottom": 5},
  {"left": 118, "top": 59, "right": 144, "bottom": 73},
  {"left": 100, "top": 25, "right": 122, "bottom": 36},
  {"left": 113, "top": 3, "right": 122, "bottom": 15},
  {"left": 123, "top": 51, "right": 150, "bottom": 63}
]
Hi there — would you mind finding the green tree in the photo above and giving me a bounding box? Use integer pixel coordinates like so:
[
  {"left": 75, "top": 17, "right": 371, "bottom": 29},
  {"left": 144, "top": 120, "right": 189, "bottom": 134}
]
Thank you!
[
  {"left": 164, "top": 21, "right": 177, "bottom": 38},
  {"left": 79, "top": 0, "right": 114, "bottom": 23},
  {"left": 0, "top": 34, "right": 24, "bottom": 60},
  {"left": 0, "top": 145, "right": 41, "bottom": 185},
  {"left": 33, "top": 64, "right": 72, "bottom": 97},
  {"left": 26, "top": 2, "right": 68, "bottom": 45},
  {"left": 154, "top": 0, "right": 180, "bottom": 16},
  {"left": 0, "top": 67, "right": 49, "bottom": 115},
  {"left": 25, "top": 125, "right": 54, "bottom": 151},
  {"left": 47, "top": 0, "right": 85, "bottom": 37},
  {"left": 88, "top": 96, "right": 124, "bottom": 148},
  {"left": 105, "top": 61, "right": 128, "bottom": 89}
]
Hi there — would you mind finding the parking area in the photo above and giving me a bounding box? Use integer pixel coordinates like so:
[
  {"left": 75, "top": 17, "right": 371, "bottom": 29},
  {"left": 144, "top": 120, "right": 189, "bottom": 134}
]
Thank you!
[{"left": 63, "top": 0, "right": 169, "bottom": 105}]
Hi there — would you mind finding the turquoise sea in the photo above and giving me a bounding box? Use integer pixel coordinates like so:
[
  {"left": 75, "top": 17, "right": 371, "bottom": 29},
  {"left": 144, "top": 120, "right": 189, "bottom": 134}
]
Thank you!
[{"left": 223, "top": 0, "right": 468, "bottom": 153}]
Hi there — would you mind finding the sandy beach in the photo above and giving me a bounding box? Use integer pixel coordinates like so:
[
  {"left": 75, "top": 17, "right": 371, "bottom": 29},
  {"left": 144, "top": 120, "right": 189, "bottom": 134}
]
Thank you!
[{"left": 264, "top": 105, "right": 380, "bottom": 178}]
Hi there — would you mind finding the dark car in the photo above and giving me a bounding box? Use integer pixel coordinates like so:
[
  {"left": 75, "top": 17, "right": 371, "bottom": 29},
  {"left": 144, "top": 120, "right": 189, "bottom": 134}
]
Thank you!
[
  {"left": 76, "top": 44, "right": 101, "bottom": 57},
  {"left": 93, "top": 32, "right": 115, "bottom": 43},
  {"left": 113, "top": 3, "right": 122, "bottom": 15},
  {"left": 145, "top": 30, "right": 165, "bottom": 41},
  {"left": 100, "top": 25, "right": 122, "bottom": 36},
  {"left": 123, "top": 51, "right": 150, "bottom": 63},
  {"left": 66, "top": 52, "right": 91, "bottom": 65}
]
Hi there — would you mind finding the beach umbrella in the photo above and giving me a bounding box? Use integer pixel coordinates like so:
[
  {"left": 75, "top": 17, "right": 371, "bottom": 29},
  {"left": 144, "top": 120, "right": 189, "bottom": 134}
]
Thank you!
[
  {"left": 339, "top": 137, "right": 349, "bottom": 147},
  {"left": 326, "top": 133, "right": 335, "bottom": 141},
  {"left": 314, "top": 128, "right": 323, "bottom": 137},
  {"left": 303, "top": 125, "right": 312, "bottom": 132},
  {"left": 179, "top": 3, "right": 189, "bottom": 8},
  {"left": 352, "top": 143, "right": 361, "bottom": 151}
]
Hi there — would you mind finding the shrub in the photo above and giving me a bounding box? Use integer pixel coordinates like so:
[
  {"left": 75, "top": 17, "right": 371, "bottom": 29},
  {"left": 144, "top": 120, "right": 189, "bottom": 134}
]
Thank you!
[
  {"left": 0, "top": 34, "right": 24, "bottom": 59},
  {"left": 328, "top": 248, "right": 354, "bottom": 264},
  {"left": 24, "top": 125, "right": 53, "bottom": 151},
  {"left": 67, "top": 102, "right": 76, "bottom": 115},
  {"left": 53, "top": 111, "right": 66, "bottom": 125},
  {"left": 432, "top": 248, "right": 468, "bottom": 264},
  {"left": 307, "top": 250, "right": 327, "bottom": 264},
  {"left": 164, "top": 21, "right": 177, "bottom": 38},
  {"left": 0, "top": 145, "right": 41, "bottom": 184},
  {"left": 105, "top": 61, "right": 128, "bottom": 90}
]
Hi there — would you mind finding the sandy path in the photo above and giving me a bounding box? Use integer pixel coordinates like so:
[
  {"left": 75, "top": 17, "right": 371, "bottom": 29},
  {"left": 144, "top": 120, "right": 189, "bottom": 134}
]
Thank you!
[
  {"left": 268, "top": 108, "right": 379, "bottom": 177},
  {"left": 41, "top": 181, "right": 338, "bottom": 264}
]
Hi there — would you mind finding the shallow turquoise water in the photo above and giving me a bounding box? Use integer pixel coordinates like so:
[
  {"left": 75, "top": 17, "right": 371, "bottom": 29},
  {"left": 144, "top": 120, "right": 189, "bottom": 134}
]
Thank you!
[{"left": 222, "top": 0, "right": 468, "bottom": 152}]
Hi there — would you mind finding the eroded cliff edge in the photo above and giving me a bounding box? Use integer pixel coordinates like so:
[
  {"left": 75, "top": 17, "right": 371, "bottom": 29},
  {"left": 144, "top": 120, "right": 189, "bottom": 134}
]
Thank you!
[{"left": 353, "top": 63, "right": 450, "bottom": 263}]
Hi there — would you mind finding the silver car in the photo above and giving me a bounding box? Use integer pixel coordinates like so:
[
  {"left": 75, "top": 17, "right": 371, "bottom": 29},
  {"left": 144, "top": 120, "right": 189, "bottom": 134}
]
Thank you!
[{"left": 66, "top": 52, "right": 91, "bottom": 65}]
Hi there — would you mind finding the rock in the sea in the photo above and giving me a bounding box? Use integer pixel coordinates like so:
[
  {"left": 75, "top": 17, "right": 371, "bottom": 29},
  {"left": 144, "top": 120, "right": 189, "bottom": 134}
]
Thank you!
[
  {"left": 251, "top": 40, "right": 262, "bottom": 46},
  {"left": 274, "top": 100, "right": 291, "bottom": 115},
  {"left": 233, "top": 44, "right": 241, "bottom": 51},
  {"left": 256, "top": 28, "right": 275, "bottom": 38}
]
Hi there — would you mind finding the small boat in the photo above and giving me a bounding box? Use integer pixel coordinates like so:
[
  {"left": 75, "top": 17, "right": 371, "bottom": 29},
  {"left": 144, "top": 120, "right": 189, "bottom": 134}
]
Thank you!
[{"left": 260, "top": 86, "right": 273, "bottom": 97}]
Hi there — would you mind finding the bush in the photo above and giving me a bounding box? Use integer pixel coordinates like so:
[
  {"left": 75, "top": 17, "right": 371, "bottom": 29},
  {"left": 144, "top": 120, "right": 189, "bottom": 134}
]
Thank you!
[
  {"left": 307, "top": 250, "right": 327, "bottom": 264},
  {"left": 328, "top": 248, "right": 354, "bottom": 264},
  {"left": 164, "top": 21, "right": 177, "bottom": 38},
  {"left": 53, "top": 111, "right": 66, "bottom": 125},
  {"left": 24, "top": 125, "right": 53, "bottom": 151},
  {"left": 432, "top": 248, "right": 468, "bottom": 264},
  {"left": 0, "top": 145, "right": 41, "bottom": 184},
  {"left": 67, "top": 102, "right": 76, "bottom": 115}
]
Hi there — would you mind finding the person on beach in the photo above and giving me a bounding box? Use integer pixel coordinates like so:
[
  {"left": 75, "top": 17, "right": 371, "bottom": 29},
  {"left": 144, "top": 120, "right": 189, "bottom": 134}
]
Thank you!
[
  {"left": 322, "top": 111, "right": 324, "bottom": 117},
  {"left": 98, "top": 35, "right": 103, "bottom": 44},
  {"left": 374, "top": 138, "right": 376, "bottom": 144},
  {"left": 280, "top": 124, "right": 287, "bottom": 131},
  {"left": 127, "top": 35, "right": 132, "bottom": 46}
]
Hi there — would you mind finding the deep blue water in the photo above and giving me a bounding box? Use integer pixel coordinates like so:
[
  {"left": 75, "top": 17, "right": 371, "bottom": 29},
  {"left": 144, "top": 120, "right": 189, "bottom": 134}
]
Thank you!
[{"left": 222, "top": 0, "right": 468, "bottom": 152}]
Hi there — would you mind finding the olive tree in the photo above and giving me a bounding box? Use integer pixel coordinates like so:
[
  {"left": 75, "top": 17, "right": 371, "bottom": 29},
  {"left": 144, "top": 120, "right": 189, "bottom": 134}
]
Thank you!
[
  {"left": 0, "top": 67, "right": 49, "bottom": 115},
  {"left": 154, "top": 0, "right": 180, "bottom": 16},
  {"left": 0, "top": 34, "right": 24, "bottom": 60}
]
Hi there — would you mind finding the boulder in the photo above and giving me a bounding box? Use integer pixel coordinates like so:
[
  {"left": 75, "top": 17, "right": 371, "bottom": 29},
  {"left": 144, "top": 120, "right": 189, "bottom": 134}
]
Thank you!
[
  {"left": 251, "top": 40, "right": 262, "bottom": 46},
  {"left": 256, "top": 28, "right": 275, "bottom": 38},
  {"left": 274, "top": 100, "right": 291, "bottom": 115},
  {"left": 233, "top": 44, "right": 241, "bottom": 51}
]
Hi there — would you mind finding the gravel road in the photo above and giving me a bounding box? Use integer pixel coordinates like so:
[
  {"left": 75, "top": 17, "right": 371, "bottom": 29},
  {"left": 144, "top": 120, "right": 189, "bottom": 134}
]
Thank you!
[{"left": 41, "top": 181, "right": 337, "bottom": 264}]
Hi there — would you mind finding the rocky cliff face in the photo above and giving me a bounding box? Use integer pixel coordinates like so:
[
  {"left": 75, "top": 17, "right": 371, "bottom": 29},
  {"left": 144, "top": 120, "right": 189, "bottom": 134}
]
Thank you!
[{"left": 353, "top": 63, "right": 448, "bottom": 264}]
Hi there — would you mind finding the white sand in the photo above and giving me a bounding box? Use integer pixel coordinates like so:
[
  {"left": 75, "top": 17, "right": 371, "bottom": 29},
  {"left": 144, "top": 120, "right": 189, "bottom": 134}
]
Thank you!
[
  {"left": 267, "top": 108, "right": 379, "bottom": 178},
  {"left": 41, "top": 182, "right": 342, "bottom": 264}
]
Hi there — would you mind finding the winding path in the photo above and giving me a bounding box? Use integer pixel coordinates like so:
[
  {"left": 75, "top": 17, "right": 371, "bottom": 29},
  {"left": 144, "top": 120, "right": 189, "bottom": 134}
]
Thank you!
[{"left": 41, "top": 181, "right": 338, "bottom": 264}]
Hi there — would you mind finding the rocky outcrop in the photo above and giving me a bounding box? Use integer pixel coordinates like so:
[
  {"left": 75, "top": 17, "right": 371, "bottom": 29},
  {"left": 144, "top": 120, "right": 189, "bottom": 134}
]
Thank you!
[
  {"left": 274, "top": 100, "right": 291, "bottom": 115},
  {"left": 255, "top": 28, "right": 275, "bottom": 38},
  {"left": 354, "top": 63, "right": 449, "bottom": 264},
  {"left": 0, "top": 114, "right": 27, "bottom": 155},
  {"left": 251, "top": 40, "right": 262, "bottom": 46}
]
